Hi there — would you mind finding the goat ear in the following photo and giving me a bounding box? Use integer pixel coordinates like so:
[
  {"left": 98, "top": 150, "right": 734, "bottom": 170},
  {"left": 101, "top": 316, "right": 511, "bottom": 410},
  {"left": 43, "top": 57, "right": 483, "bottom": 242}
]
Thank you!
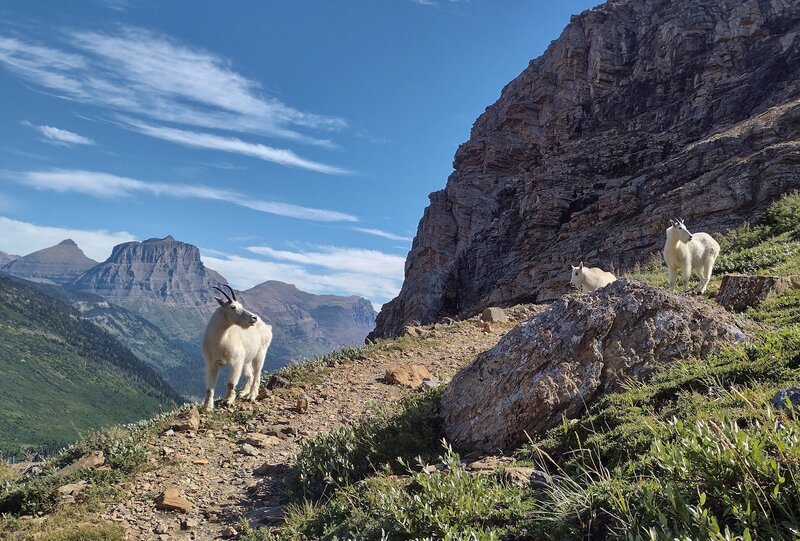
[
  {"left": 215, "top": 297, "right": 226, "bottom": 307},
  {"left": 579, "top": 261, "right": 583, "bottom": 269},
  {"left": 669, "top": 219, "right": 675, "bottom": 226}
]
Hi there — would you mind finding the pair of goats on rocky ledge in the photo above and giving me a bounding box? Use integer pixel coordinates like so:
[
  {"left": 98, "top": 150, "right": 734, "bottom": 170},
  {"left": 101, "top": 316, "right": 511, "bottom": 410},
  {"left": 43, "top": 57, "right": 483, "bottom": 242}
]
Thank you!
[
  {"left": 201, "top": 284, "right": 273, "bottom": 412},
  {"left": 570, "top": 218, "right": 721, "bottom": 295}
]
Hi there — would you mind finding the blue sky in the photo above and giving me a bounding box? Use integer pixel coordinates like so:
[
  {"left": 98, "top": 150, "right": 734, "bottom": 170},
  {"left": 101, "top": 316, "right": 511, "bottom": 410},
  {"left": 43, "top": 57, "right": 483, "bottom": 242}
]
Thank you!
[{"left": 0, "top": 0, "right": 599, "bottom": 307}]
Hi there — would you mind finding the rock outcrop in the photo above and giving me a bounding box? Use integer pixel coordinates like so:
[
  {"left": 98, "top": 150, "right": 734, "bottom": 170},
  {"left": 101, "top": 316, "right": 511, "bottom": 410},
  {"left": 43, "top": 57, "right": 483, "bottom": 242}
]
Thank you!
[
  {"left": 717, "top": 274, "right": 800, "bottom": 311},
  {"left": 440, "top": 281, "right": 749, "bottom": 452},
  {"left": 71, "top": 236, "right": 225, "bottom": 343},
  {"left": 371, "top": 0, "right": 800, "bottom": 339},
  {"left": 1, "top": 239, "right": 97, "bottom": 285}
]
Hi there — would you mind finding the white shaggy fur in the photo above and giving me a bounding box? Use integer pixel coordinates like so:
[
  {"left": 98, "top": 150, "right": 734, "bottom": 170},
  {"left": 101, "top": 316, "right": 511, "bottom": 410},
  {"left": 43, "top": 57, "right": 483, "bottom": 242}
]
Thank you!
[
  {"left": 569, "top": 261, "right": 617, "bottom": 293},
  {"left": 663, "top": 219, "right": 720, "bottom": 294},
  {"left": 201, "top": 285, "right": 273, "bottom": 412}
]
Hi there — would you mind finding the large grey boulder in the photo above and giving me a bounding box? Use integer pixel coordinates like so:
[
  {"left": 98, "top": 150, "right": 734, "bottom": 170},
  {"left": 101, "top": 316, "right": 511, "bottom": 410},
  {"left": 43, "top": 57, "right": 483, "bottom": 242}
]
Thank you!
[
  {"left": 717, "top": 274, "right": 800, "bottom": 311},
  {"left": 440, "top": 280, "right": 749, "bottom": 452}
]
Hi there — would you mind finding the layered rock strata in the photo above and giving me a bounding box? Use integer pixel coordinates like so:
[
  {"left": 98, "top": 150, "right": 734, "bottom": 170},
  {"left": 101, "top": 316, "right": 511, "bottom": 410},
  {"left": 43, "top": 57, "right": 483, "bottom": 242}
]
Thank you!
[{"left": 372, "top": 0, "right": 800, "bottom": 338}]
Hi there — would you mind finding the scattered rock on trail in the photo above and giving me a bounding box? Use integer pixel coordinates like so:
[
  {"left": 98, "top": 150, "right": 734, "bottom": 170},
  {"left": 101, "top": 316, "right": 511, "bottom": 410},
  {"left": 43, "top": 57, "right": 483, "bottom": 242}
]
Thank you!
[
  {"left": 481, "top": 307, "right": 507, "bottom": 322},
  {"left": 441, "top": 280, "right": 750, "bottom": 452},
  {"left": 244, "top": 505, "right": 286, "bottom": 527},
  {"left": 296, "top": 395, "right": 309, "bottom": 413},
  {"left": 266, "top": 375, "right": 290, "bottom": 390},
  {"left": 58, "top": 450, "right": 104, "bottom": 477},
  {"left": 172, "top": 407, "right": 201, "bottom": 431},
  {"left": 155, "top": 488, "right": 193, "bottom": 513},
  {"left": 717, "top": 274, "right": 800, "bottom": 311},
  {"left": 383, "top": 364, "right": 435, "bottom": 389},
  {"left": 57, "top": 480, "right": 88, "bottom": 497}
]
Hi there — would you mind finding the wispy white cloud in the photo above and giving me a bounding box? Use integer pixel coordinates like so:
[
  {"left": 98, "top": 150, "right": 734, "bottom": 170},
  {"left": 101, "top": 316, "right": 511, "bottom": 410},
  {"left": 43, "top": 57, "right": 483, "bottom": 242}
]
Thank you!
[
  {"left": 352, "top": 227, "right": 412, "bottom": 242},
  {"left": 126, "top": 121, "right": 348, "bottom": 174},
  {"left": 202, "top": 245, "right": 405, "bottom": 304},
  {"left": 0, "top": 28, "right": 349, "bottom": 170},
  {"left": 24, "top": 122, "right": 95, "bottom": 146},
  {"left": 246, "top": 244, "right": 406, "bottom": 279},
  {"left": 13, "top": 169, "right": 358, "bottom": 222},
  {"left": 0, "top": 216, "right": 134, "bottom": 261},
  {"left": 95, "top": 0, "right": 129, "bottom": 11}
]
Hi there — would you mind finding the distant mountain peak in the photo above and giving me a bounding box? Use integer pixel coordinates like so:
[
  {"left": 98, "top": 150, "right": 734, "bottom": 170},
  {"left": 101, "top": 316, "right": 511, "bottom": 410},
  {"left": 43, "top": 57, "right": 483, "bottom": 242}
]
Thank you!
[
  {"left": 73, "top": 235, "right": 226, "bottom": 342},
  {"left": 1, "top": 239, "right": 98, "bottom": 286},
  {"left": 143, "top": 235, "right": 177, "bottom": 244}
]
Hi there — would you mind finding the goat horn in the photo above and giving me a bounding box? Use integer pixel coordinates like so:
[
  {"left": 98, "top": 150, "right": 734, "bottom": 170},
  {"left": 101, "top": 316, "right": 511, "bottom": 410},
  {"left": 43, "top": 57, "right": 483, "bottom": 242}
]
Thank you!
[
  {"left": 213, "top": 286, "right": 232, "bottom": 302},
  {"left": 224, "top": 284, "right": 237, "bottom": 301}
]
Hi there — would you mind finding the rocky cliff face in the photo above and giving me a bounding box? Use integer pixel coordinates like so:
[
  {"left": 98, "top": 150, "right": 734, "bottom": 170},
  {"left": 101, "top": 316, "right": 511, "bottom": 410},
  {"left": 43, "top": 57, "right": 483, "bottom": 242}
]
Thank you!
[
  {"left": 242, "top": 281, "right": 376, "bottom": 371},
  {"left": 1, "top": 239, "right": 97, "bottom": 285},
  {"left": 371, "top": 0, "right": 800, "bottom": 338},
  {"left": 71, "top": 236, "right": 225, "bottom": 343}
]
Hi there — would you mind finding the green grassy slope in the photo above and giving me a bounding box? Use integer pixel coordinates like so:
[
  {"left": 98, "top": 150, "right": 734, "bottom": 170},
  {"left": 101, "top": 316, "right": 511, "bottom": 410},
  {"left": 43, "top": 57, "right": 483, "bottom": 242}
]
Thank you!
[
  {"left": 0, "top": 278, "right": 181, "bottom": 457},
  {"left": 16, "top": 280, "right": 205, "bottom": 400},
  {"left": 244, "top": 192, "right": 800, "bottom": 541}
]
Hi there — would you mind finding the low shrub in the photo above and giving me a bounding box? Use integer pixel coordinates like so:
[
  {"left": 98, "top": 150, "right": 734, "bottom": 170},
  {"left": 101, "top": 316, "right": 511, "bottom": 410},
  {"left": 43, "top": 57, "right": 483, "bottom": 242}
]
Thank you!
[
  {"left": 246, "top": 443, "right": 529, "bottom": 541},
  {"left": 293, "top": 388, "right": 443, "bottom": 500}
]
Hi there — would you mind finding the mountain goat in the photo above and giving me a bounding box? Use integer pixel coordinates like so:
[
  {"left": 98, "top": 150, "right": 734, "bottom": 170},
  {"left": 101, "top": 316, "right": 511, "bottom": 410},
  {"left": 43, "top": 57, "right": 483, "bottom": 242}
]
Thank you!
[
  {"left": 569, "top": 261, "right": 617, "bottom": 293},
  {"left": 663, "top": 218, "right": 720, "bottom": 294},
  {"left": 201, "top": 285, "right": 273, "bottom": 412}
]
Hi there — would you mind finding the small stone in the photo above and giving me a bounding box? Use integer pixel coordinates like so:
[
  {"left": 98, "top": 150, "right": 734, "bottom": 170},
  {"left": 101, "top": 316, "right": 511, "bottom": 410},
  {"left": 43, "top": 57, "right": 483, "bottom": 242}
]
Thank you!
[
  {"left": 501, "top": 466, "right": 537, "bottom": 488},
  {"left": 164, "top": 429, "right": 175, "bottom": 436},
  {"left": 240, "top": 433, "right": 282, "bottom": 448},
  {"left": 420, "top": 376, "right": 441, "bottom": 389},
  {"left": 266, "top": 375, "right": 290, "bottom": 390},
  {"left": 58, "top": 450, "right": 105, "bottom": 477},
  {"left": 154, "top": 521, "right": 170, "bottom": 534},
  {"left": 192, "top": 458, "right": 209, "bottom": 465},
  {"left": 154, "top": 488, "right": 193, "bottom": 513},
  {"left": 240, "top": 443, "right": 259, "bottom": 457},
  {"left": 172, "top": 407, "right": 201, "bottom": 431},
  {"left": 481, "top": 307, "right": 507, "bottom": 322},
  {"left": 773, "top": 388, "right": 800, "bottom": 410},
  {"left": 57, "top": 480, "right": 88, "bottom": 497},
  {"left": 253, "top": 462, "right": 290, "bottom": 477},
  {"left": 181, "top": 517, "right": 199, "bottom": 530},
  {"left": 280, "top": 425, "right": 297, "bottom": 436},
  {"left": 221, "top": 525, "right": 238, "bottom": 538},
  {"left": 383, "top": 365, "right": 434, "bottom": 389},
  {"left": 296, "top": 395, "right": 309, "bottom": 413},
  {"left": 244, "top": 505, "right": 286, "bottom": 526}
]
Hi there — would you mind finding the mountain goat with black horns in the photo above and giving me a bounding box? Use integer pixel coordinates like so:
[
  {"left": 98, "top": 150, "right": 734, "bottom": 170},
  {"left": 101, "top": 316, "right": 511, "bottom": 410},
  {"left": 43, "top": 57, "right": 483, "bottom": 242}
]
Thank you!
[
  {"left": 663, "top": 218, "right": 720, "bottom": 294},
  {"left": 201, "top": 284, "right": 273, "bottom": 412}
]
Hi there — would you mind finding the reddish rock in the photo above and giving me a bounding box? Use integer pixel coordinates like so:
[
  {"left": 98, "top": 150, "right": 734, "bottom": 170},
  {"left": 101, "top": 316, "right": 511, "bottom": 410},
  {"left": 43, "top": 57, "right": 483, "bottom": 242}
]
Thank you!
[
  {"left": 383, "top": 365, "right": 434, "bottom": 389},
  {"left": 155, "top": 488, "right": 193, "bottom": 513},
  {"left": 172, "top": 407, "right": 201, "bottom": 431}
]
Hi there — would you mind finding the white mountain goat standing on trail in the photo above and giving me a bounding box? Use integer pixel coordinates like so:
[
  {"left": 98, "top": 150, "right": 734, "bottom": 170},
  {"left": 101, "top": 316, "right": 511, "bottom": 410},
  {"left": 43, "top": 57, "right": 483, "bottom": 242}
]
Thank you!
[
  {"left": 663, "top": 218, "right": 720, "bottom": 294},
  {"left": 202, "top": 285, "right": 273, "bottom": 412},
  {"left": 569, "top": 261, "right": 617, "bottom": 293}
]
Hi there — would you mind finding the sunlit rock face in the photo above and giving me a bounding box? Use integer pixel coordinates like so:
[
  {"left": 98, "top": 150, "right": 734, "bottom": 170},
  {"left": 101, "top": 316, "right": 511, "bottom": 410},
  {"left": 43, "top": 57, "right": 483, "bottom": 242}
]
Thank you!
[{"left": 371, "top": 0, "right": 800, "bottom": 339}]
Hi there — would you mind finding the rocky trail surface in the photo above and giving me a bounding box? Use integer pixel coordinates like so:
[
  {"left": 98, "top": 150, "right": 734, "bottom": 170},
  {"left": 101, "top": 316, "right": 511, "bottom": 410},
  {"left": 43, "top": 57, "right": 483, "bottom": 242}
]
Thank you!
[{"left": 100, "top": 307, "right": 537, "bottom": 540}]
